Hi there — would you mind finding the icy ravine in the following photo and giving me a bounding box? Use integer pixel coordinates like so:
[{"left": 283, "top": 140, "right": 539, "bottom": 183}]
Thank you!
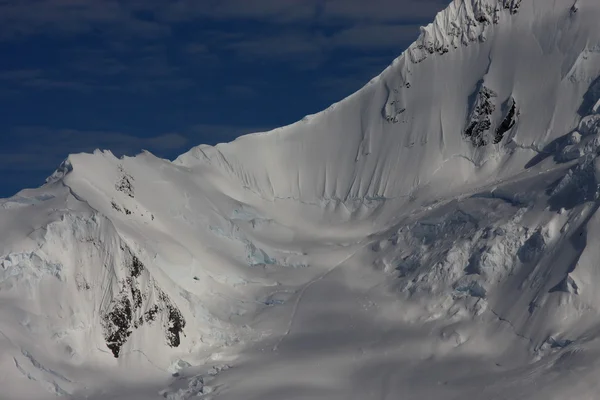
[{"left": 2, "top": 0, "right": 600, "bottom": 399}]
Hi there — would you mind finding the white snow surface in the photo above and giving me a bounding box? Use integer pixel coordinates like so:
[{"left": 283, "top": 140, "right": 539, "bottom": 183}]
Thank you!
[{"left": 3, "top": 0, "right": 600, "bottom": 398}]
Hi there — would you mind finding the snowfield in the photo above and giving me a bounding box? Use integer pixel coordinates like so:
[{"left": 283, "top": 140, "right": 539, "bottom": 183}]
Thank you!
[{"left": 2, "top": 0, "right": 600, "bottom": 398}]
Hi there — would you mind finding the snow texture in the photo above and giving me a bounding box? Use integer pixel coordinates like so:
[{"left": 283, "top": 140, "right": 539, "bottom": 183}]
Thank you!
[{"left": 2, "top": 0, "right": 600, "bottom": 399}]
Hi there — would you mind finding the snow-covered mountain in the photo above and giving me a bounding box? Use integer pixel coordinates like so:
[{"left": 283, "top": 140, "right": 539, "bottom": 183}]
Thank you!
[{"left": 2, "top": 0, "right": 600, "bottom": 398}]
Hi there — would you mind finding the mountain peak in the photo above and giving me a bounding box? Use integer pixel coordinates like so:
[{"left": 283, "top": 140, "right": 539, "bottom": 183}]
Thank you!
[
  {"left": 408, "top": 0, "right": 523, "bottom": 63},
  {"left": 3, "top": 1, "right": 600, "bottom": 398}
]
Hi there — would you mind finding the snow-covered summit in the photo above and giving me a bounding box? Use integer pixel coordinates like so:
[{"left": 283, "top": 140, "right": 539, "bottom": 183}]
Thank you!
[
  {"left": 408, "top": 0, "right": 522, "bottom": 62},
  {"left": 2, "top": 0, "right": 600, "bottom": 398},
  {"left": 174, "top": 0, "right": 600, "bottom": 207}
]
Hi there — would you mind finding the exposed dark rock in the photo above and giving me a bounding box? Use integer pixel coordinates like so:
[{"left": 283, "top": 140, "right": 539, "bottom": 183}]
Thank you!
[
  {"left": 130, "top": 255, "right": 144, "bottom": 278},
  {"left": 493, "top": 5, "right": 501, "bottom": 24},
  {"left": 464, "top": 87, "right": 518, "bottom": 146},
  {"left": 407, "top": 1, "right": 521, "bottom": 65},
  {"left": 111, "top": 201, "right": 122, "bottom": 212},
  {"left": 464, "top": 85, "right": 498, "bottom": 147},
  {"left": 144, "top": 304, "right": 160, "bottom": 323},
  {"left": 528, "top": 301, "right": 539, "bottom": 314},
  {"left": 158, "top": 290, "right": 186, "bottom": 348},
  {"left": 550, "top": 275, "right": 579, "bottom": 295},
  {"left": 115, "top": 166, "right": 135, "bottom": 198},
  {"left": 494, "top": 98, "right": 518, "bottom": 144},
  {"left": 103, "top": 297, "right": 133, "bottom": 358},
  {"left": 383, "top": 84, "right": 408, "bottom": 123},
  {"left": 475, "top": 5, "right": 494, "bottom": 24},
  {"left": 129, "top": 278, "right": 142, "bottom": 309},
  {"left": 80, "top": 281, "right": 91, "bottom": 291},
  {"left": 386, "top": 100, "right": 406, "bottom": 123},
  {"left": 465, "top": 120, "right": 492, "bottom": 146},
  {"left": 578, "top": 76, "right": 600, "bottom": 116},
  {"left": 101, "top": 251, "right": 186, "bottom": 358},
  {"left": 504, "top": 0, "right": 522, "bottom": 14},
  {"left": 549, "top": 336, "right": 574, "bottom": 348}
]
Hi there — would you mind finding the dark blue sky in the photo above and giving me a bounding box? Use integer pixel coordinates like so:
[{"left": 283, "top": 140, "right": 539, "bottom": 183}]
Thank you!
[{"left": 0, "top": 0, "right": 448, "bottom": 198}]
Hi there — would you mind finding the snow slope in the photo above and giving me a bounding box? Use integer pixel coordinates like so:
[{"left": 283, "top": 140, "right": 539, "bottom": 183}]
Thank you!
[{"left": 2, "top": 0, "right": 600, "bottom": 398}]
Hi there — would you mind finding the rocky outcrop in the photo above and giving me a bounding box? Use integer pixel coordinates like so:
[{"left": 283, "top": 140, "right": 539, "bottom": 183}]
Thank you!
[
  {"left": 408, "top": 0, "right": 523, "bottom": 63},
  {"left": 101, "top": 252, "right": 186, "bottom": 358},
  {"left": 494, "top": 97, "right": 519, "bottom": 144},
  {"left": 115, "top": 165, "right": 135, "bottom": 198},
  {"left": 464, "top": 85, "right": 498, "bottom": 146},
  {"left": 463, "top": 85, "right": 519, "bottom": 146}
]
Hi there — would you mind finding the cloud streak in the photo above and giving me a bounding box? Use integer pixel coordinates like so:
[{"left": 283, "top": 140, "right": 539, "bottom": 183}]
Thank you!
[
  {"left": 0, "top": 0, "right": 169, "bottom": 40},
  {"left": 157, "top": 0, "right": 448, "bottom": 23},
  {"left": 0, "top": 0, "right": 444, "bottom": 43},
  {"left": 0, "top": 0, "right": 448, "bottom": 93}
]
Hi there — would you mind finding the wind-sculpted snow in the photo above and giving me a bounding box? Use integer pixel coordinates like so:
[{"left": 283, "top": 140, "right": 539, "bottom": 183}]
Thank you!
[
  {"left": 1, "top": 252, "right": 64, "bottom": 289},
  {"left": 3, "top": 0, "right": 600, "bottom": 399},
  {"left": 407, "top": 0, "right": 522, "bottom": 63},
  {"left": 174, "top": 0, "right": 600, "bottom": 207}
]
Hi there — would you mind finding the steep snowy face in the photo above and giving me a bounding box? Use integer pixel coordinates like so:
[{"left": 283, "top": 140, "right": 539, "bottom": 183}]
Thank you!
[
  {"left": 175, "top": 0, "right": 600, "bottom": 208},
  {"left": 2, "top": 0, "right": 600, "bottom": 399}
]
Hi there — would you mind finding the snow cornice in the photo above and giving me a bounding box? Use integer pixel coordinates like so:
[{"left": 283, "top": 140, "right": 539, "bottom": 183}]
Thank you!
[{"left": 408, "top": 0, "right": 523, "bottom": 63}]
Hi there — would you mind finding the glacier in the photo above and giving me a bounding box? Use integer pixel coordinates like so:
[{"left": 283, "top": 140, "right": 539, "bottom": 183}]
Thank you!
[{"left": 2, "top": 0, "right": 600, "bottom": 398}]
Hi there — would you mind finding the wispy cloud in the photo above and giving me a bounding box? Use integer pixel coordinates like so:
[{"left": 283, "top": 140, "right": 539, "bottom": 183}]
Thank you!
[
  {"left": 225, "top": 31, "right": 324, "bottom": 61},
  {"left": 158, "top": 0, "right": 318, "bottom": 23},
  {"left": 320, "top": 0, "right": 448, "bottom": 22},
  {"left": 0, "top": 0, "right": 170, "bottom": 41},
  {"left": 0, "top": 0, "right": 448, "bottom": 94},
  {"left": 0, "top": 69, "right": 44, "bottom": 80},
  {"left": 224, "top": 85, "right": 258, "bottom": 97},
  {"left": 156, "top": 0, "right": 447, "bottom": 24},
  {"left": 328, "top": 24, "right": 421, "bottom": 50},
  {"left": 0, "top": 0, "right": 443, "bottom": 47}
]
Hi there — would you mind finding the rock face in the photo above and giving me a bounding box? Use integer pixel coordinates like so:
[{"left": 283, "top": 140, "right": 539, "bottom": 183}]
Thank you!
[
  {"left": 463, "top": 85, "right": 519, "bottom": 147},
  {"left": 464, "top": 85, "right": 498, "bottom": 146},
  {"left": 101, "top": 253, "right": 186, "bottom": 358},
  {"left": 115, "top": 165, "right": 135, "bottom": 198},
  {"left": 580, "top": 77, "right": 600, "bottom": 115},
  {"left": 494, "top": 97, "right": 518, "bottom": 143},
  {"left": 408, "top": 0, "right": 523, "bottom": 63}
]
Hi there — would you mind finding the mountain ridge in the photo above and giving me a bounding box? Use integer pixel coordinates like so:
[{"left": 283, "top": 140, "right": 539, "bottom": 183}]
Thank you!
[
  {"left": 169, "top": 0, "right": 598, "bottom": 208},
  {"left": 3, "top": 0, "right": 600, "bottom": 398}
]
